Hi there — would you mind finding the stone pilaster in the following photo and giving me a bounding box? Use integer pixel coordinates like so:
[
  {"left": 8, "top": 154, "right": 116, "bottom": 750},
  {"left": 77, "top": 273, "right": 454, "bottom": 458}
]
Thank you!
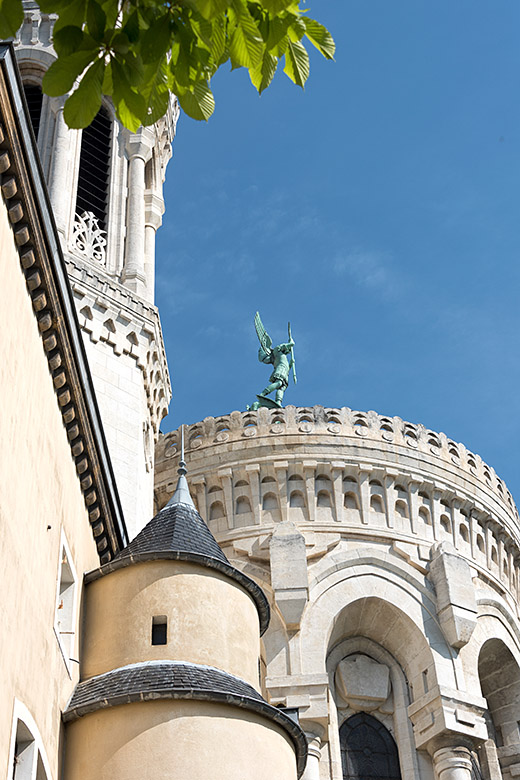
[{"left": 122, "top": 129, "right": 154, "bottom": 297}]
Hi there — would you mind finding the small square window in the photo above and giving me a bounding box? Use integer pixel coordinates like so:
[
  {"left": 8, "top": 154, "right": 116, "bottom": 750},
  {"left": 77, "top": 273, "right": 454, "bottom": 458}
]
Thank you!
[{"left": 151, "top": 616, "right": 167, "bottom": 646}]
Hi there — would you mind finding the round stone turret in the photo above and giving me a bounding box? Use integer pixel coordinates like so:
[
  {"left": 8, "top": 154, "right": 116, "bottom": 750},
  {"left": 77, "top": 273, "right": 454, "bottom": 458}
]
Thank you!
[
  {"left": 156, "top": 406, "right": 520, "bottom": 780},
  {"left": 64, "top": 475, "right": 306, "bottom": 780}
]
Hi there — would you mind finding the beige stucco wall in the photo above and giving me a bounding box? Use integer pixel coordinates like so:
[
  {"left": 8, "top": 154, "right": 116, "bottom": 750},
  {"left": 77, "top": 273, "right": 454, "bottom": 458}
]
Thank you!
[
  {"left": 83, "top": 560, "right": 261, "bottom": 688},
  {"left": 0, "top": 199, "right": 100, "bottom": 778},
  {"left": 64, "top": 700, "right": 298, "bottom": 780}
]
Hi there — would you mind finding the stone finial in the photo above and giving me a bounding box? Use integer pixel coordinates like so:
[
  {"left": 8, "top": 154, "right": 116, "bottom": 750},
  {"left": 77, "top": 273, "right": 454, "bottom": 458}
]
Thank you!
[{"left": 162, "top": 425, "right": 195, "bottom": 510}]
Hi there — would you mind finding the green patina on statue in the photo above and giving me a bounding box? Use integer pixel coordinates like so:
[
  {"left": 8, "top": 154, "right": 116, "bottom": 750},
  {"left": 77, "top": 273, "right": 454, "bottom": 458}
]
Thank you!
[{"left": 247, "top": 312, "right": 297, "bottom": 411}]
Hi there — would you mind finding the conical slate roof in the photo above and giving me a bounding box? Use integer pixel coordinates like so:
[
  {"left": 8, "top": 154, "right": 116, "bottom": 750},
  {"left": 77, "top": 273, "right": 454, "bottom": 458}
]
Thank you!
[{"left": 85, "top": 485, "right": 270, "bottom": 635}]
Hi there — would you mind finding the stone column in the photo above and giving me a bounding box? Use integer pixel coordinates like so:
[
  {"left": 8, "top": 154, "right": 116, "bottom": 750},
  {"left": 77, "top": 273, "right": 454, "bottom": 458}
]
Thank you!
[
  {"left": 123, "top": 131, "right": 153, "bottom": 297},
  {"left": 432, "top": 746, "right": 473, "bottom": 780},
  {"left": 358, "top": 466, "right": 371, "bottom": 525},
  {"left": 301, "top": 734, "right": 322, "bottom": 780},
  {"left": 143, "top": 191, "right": 164, "bottom": 302},
  {"left": 408, "top": 478, "right": 420, "bottom": 534},
  {"left": 246, "top": 464, "right": 261, "bottom": 525},
  {"left": 48, "top": 99, "right": 75, "bottom": 240},
  {"left": 275, "top": 462, "right": 289, "bottom": 524},
  {"left": 303, "top": 461, "right": 317, "bottom": 523},
  {"left": 217, "top": 469, "right": 234, "bottom": 529},
  {"left": 331, "top": 462, "right": 345, "bottom": 523}
]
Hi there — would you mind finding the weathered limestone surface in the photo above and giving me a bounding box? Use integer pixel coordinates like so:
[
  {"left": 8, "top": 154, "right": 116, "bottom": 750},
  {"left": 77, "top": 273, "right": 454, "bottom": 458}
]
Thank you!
[
  {"left": 157, "top": 406, "right": 520, "bottom": 779},
  {"left": 14, "top": 9, "right": 177, "bottom": 538}
]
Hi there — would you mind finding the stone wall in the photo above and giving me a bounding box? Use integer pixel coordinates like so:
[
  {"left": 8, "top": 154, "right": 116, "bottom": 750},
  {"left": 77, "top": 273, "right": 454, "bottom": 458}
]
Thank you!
[{"left": 156, "top": 406, "right": 520, "bottom": 779}]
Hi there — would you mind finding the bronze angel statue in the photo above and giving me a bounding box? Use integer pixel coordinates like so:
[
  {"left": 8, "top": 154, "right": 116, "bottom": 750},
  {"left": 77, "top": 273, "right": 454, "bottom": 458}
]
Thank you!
[{"left": 247, "top": 312, "right": 297, "bottom": 411}]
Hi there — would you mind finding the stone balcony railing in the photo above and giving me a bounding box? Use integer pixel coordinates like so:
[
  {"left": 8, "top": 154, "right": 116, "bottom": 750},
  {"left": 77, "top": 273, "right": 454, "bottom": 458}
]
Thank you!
[{"left": 155, "top": 406, "right": 520, "bottom": 606}]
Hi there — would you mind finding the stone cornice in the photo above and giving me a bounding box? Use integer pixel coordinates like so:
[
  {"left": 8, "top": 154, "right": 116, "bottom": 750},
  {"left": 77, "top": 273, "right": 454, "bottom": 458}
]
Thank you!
[{"left": 0, "top": 43, "right": 128, "bottom": 561}]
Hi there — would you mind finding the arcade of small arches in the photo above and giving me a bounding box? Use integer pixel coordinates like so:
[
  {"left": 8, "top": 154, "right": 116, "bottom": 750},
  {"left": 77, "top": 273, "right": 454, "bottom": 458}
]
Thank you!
[{"left": 184, "top": 466, "right": 520, "bottom": 604}]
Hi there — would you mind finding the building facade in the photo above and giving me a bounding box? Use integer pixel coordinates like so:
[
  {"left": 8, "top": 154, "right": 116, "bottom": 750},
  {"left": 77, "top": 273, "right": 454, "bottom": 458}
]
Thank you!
[
  {"left": 155, "top": 406, "right": 520, "bottom": 780},
  {"left": 14, "top": 2, "right": 176, "bottom": 538},
  {"left": 0, "top": 43, "right": 305, "bottom": 780},
  {"left": 2, "top": 3, "right": 520, "bottom": 777}
]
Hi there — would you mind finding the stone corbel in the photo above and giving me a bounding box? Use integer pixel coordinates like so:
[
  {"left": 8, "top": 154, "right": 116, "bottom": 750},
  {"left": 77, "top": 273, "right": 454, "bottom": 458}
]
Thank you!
[
  {"left": 408, "top": 685, "right": 487, "bottom": 752},
  {"left": 429, "top": 542, "right": 478, "bottom": 648},
  {"left": 269, "top": 520, "right": 308, "bottom": 629},
  {"left": 266, "top": 674, "right": 330, "bottom": 732}
]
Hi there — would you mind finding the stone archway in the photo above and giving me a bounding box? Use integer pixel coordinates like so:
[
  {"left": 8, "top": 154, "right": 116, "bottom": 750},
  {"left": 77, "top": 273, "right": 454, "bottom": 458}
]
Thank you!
[
  {"left": 478, "top": 637, "right": 520, "bottom": 777},
  {"left": 339, "top": 712, "right": 402, "bottom": 780}
]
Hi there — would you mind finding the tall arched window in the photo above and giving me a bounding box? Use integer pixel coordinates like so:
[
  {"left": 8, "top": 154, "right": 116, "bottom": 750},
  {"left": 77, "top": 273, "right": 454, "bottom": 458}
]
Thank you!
[
  {"left": 22, "top": 83, "right": 43, "bottom": 141},
  {"left": 75, "top": 106, "right": 112, "bottom": 231},
  {"left": 340, "top": 713, "right": 401, "bottom": 780}
]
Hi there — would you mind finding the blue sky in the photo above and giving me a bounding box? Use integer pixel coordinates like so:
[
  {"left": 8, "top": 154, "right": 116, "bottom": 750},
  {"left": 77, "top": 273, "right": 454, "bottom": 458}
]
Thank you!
[{"left": 155, "top": 1, "right": 520, "bottom": 501}]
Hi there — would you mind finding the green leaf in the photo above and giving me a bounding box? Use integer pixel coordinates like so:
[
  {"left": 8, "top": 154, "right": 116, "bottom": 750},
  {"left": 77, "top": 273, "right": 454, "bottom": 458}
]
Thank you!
[
  {"left": 52, "top": 0, "right": 87, "bottom": 33},
  {"left": 102, "top": 60, "right": 113, "bottom": 95},
  {"left": 249, "top": 49, "right": 277, "bottom": 93},
  {"left": 283, "top": 37, "right": 308, "bottom": 87},
  {"left": 304, "top": 17, "right": 335, "bottom": 60},
  {"left": 52, "top": 25, "right": 84, "bottom": 57},
  {"left": 122, "top": 10, "right": 139, "bottom": 43},
  {"left": 111, "top": 31, "right": 130, "bottom": 55},
  {"left": 256, "top": 0, "right": 293, "bottom": 13},
  {"left": 265, "top": 15, "right": 291, "bottom": 55},
  {"left": 86, "top": 0, "right": 106, "bottom": 42},
  {"left": 63, "top": 57, "right": 104, "bottom": 128},
  {"left": 228, "top": 3, "right": 263, "bottom": 68},
  {"left": 140, "top": 14, "right": 171, "bottom": 64},
  {"left": 0, "top": 0, "right": 23, "bottom": 38},
  {"left": 187, "top": 0, "right": 228, "bottom": 21},
  {"left": 42, "top": 50, "right": 98, "bottom": 97},
  {"left": 39, "top": 0, "right": 73, "bottom": 11},
  {"left": 112, "top": 59, "right": 146, "bottom": 131},
  {"left": 176, "top": 80, "right": 215, "bottom": 121},
  {"left": 141, "top": 60, "right": 170, "bottom": 123}
]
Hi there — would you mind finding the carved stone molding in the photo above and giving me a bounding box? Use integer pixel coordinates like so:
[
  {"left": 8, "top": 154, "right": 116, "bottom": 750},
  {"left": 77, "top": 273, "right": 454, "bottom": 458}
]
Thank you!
[{"left": 0, "top": 44, "right": 127, "bottom": 562}]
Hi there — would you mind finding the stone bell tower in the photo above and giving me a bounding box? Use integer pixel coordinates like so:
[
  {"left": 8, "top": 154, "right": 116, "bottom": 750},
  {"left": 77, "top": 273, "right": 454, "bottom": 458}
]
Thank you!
[{"left": 14, "top": 2, "right": 178, "bottom": 538}]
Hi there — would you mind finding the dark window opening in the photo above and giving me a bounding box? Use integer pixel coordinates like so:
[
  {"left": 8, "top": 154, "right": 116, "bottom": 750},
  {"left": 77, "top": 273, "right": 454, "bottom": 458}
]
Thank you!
[
  {"left": 75, "top": 106, "right": 111, "bottom": 230},
  {"left": 340, "top": 712, "right": 401, "bottom": 780},
  {"left": 23, "top": 83, "right": 43, "bottom": 141},
  {"left": 151, "top": 616, "right": 167, "bottom": 645}
]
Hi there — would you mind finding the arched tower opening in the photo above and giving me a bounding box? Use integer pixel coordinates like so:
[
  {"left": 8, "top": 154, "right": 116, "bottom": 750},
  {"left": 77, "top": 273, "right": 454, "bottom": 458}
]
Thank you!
[
  {"left": 75, "top": 105, "right": 112, "bottom": 232},
  {"left": 22, "top": 82, "right": 43, "bottom": 141},
  {"left": 478, "top": 638, "right": 520, "bottom": 751}
]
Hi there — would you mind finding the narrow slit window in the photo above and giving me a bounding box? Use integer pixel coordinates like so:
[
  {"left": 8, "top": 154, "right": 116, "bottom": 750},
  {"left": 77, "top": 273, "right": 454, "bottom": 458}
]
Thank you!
[
  {"left": 152, "top": 616, "right": 167, "bottom": 646},
  {"left": 75, "top": 106, "right": 112, "bottom": 230},
  {"left": 22, "top": 83, "right": 43, "bottom": 141}
]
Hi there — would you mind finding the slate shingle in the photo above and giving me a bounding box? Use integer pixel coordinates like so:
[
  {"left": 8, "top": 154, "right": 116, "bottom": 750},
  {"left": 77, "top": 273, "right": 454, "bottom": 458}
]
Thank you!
[
  {"left": 64, "top": 662, "right": 307, "bottom": 777},
  {"left": 85, "top": 502, "right": 270, "bottom": 634}
]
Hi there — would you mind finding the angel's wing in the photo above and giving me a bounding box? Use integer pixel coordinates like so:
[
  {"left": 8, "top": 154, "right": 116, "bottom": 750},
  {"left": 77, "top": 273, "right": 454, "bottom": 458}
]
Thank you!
[{"left": 254, "top": 311, "right": 272, "bottom": 362}]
